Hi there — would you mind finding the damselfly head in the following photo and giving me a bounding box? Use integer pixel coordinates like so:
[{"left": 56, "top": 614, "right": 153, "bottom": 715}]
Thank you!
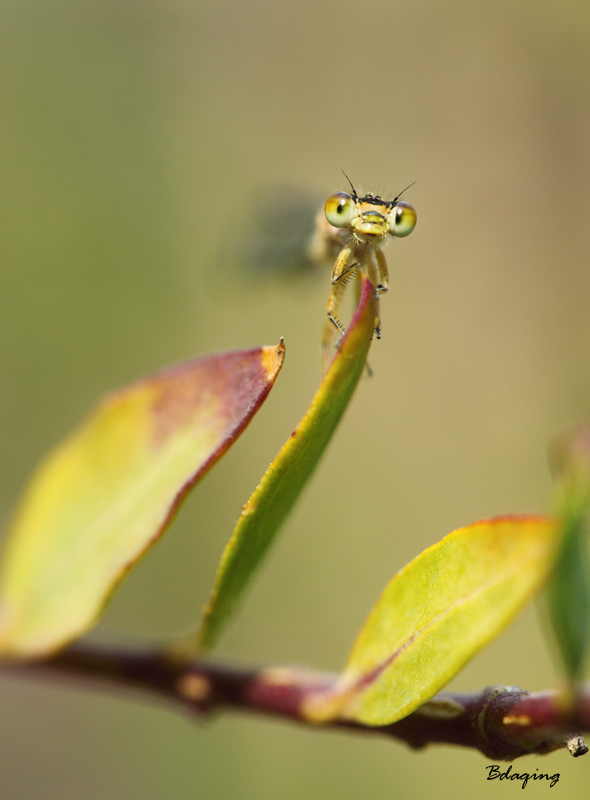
[{"left": 324, "top": 186, "right": 417, "bottom": 244}]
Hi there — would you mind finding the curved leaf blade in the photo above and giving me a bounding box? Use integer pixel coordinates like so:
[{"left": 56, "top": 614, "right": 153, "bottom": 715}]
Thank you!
[
  {"left": 197, "top": 274, "right": 377, "bottom": 650},
  {"left": 0, "top": 344, "right": 285, "bottom": 659},
  {"left": 307, "top": 514, "right": 561, "bottom": 726}
]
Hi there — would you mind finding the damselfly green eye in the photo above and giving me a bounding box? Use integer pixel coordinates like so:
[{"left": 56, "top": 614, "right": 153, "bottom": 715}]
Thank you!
[
  {"left": 324, "top": 192, "right": 357, "bottom": 228},
  {"left": 390, "top": 201, "right": 417, "bottom": 237}
]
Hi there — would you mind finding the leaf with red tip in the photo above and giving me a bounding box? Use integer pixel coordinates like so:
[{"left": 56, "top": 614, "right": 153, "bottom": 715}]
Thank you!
[{"left": 0, "top": 344, "right": 285, "bottom": 659}]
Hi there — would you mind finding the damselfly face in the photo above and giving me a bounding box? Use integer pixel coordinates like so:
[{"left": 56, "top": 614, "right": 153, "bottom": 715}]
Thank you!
[{"left": 324, "top": 191, "right": 417, "bottom": 245}]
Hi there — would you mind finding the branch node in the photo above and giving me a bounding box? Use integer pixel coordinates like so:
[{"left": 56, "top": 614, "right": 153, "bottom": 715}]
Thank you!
[
  {"left": 567, "top": 734, "right": 588, "bottom": 757},
  {"left": 176, "top": 672, "right": 212, "bottom": 704}
]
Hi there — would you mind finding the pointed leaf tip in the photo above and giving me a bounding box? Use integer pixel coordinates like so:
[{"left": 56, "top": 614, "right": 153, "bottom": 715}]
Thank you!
[{"left": 0, "top": 344, "right": 285, "bottom": 659}]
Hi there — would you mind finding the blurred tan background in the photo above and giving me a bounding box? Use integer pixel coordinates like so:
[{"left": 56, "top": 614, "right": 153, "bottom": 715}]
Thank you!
[{"left": 1, "top": 0, "right": 590, "bottom": 797}]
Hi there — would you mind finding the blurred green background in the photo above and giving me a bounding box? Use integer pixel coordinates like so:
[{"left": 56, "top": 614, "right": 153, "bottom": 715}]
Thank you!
[{"left": 1, "top": 0, "right": 590, "bottom": 797}]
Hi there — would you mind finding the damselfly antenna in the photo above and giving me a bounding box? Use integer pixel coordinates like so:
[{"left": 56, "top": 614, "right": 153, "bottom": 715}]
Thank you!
[
  {"left": 341, "top": 170, "right": 358, "bottom": 198},
  {"left": 393, "top": 181, "right": 417, "bottom": 204}
]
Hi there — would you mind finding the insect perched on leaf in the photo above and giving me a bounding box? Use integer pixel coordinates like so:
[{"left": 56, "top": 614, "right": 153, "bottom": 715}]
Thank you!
[
  {"left": 224, "top": 178, "right": 416, "bottom": 372},
  {"left": 309, "top": 176, "right": 417, "bottom": 372}
]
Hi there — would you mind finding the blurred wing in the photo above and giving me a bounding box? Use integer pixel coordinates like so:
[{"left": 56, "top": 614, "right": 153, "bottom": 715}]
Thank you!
[{"left": 223, "top": 184, "right": 324, "bottom": 279}]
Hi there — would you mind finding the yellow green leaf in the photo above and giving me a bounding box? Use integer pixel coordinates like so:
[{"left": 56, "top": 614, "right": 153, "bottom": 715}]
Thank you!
[
  {"left": 305, "top": 514, "right": 561, "bottom": 726},
  {"left": 0, "top": 344, "right": 285, "bottom": 659},
  {"left": 197, "top": 273, "right": 376, "bottom": 651}
]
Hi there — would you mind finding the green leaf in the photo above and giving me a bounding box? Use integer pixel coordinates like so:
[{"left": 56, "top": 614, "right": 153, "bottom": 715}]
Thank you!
[
  {"left": 197, "top": 273, "right": 377, "bottom": 651},
  {"left": 547, "top": 521, "right": 590, "bottom": 679},
  {"left": 0, "top": 345, "right": 285, "bottom": 659},
  {"left": 304, "top": 515, "right": 561, "bottom": 726},
  {"left": 547, "top": 426, "right": 590, "bottom": 680}
]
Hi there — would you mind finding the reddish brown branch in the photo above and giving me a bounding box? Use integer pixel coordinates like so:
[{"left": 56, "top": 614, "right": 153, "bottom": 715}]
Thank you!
[{"left": 3, "top": 643, "right": 589, "bottom": 761}]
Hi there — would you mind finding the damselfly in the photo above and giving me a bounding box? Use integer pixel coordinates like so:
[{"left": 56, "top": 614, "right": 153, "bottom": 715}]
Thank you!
[
  {"left": 225, "top": 179, "right": 416, "bottom": 371},
  {"left": 310, "top": 177, "right": 417, "bottom": 371}
]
